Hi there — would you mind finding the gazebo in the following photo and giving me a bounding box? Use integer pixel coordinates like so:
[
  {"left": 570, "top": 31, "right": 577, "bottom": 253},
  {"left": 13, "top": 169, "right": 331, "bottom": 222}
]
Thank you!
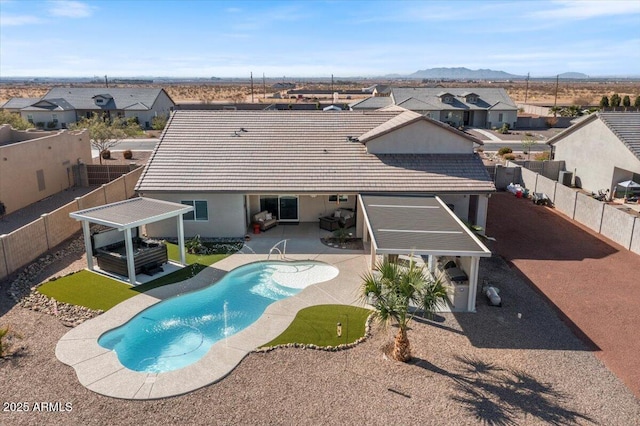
[{"left": 70, "top": 197, "right": 194, "bottom": 285}]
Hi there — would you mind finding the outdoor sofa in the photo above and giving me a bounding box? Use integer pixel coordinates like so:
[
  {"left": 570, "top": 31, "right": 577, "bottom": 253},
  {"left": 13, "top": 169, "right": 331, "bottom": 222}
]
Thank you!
[
  {"left": 252, "top": 210, "right": 277, "bottom": 231},
  {"left": 319, "top": 208, "right": 355, "bottom": 231}
]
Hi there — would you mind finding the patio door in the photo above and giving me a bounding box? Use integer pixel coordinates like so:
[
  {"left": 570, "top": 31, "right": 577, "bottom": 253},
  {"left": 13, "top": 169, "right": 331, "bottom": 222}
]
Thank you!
[{"left": 278, "top": 196, "right": 299, "bottom": 222}]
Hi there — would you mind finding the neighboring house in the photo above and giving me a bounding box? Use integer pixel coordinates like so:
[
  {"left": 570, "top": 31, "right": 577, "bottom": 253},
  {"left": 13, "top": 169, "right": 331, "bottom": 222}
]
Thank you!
[
  {"left": 548, "top": 112, "right": 640, "bottom": 194},
  {"left": 8, "top": 87, "right": 175, "bottom": 130},
  {"left": 0, "top": 125, "right": 90, "bottom": 215},
  {"left": 136, "top": 109, "right": 494, "bottom": 239},
  {"left": 0, "top": 98, "right": 41, "bottom": 114},
  {"left": 350, "top": 87, "right": 518, "bottom": 129}
]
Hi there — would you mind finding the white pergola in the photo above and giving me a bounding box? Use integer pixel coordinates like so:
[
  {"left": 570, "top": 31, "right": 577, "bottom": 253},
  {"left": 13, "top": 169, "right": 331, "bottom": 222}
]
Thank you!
[
  {"left": 70, "top": 197, "right": 194, "bottom": 285},
  {"left": 359, "top": 194, "right": 492, "bottom": 313}
]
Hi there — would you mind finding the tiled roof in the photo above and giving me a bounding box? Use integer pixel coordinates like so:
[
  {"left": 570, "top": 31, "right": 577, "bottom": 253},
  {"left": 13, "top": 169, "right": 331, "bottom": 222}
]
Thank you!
[
  {"left": 391, "top": 87, "right": 517, "bottom": 110},
  {"left": 21, "top": 98, "right": 75, "bottom": 111},
  {"left": 42, "top": 87, "right": 168, "bottom": 111},
  {"left": 136, "top": 110, "right": 494, "bottom": 194},
  {"left": 349, "top": 97, "right": 393, "bottom": 110},
  {"left": 598, "top": 112, "right": 640, "bottom": 160},
  {"left": 1, "top": 98, "right": 41, "bottom": 110}
]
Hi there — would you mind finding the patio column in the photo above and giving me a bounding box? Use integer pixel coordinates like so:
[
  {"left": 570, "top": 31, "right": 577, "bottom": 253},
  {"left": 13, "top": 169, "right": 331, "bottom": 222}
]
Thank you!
[
  {"left": 177, "top": 214, "right": 186, "bottom": 266},
  {"left": 81, "top": 221, "right": 94, "bottom": 271},
  {"left": 124, "top": 227, "right": 136, "bottom": 285},
  {"left": 467, "top": 256, "right": 480, "bottom": 313}
]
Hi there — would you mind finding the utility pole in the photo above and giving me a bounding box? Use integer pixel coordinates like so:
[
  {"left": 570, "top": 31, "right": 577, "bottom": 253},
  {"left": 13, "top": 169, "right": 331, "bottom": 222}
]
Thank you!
[
  {"left": 250, "top": 72, "right": 254, "bottom": 103},
  {"left": 105, "top": 75, "right": 108, "bottom": 88},
  {"left": 331, "top": 74, "right": 334, "bottom": 93},
  {"left": 524, "top": 72, "right": 529, "bottom": 103},
  {"left": 553, "top": 74, "right": 559, "bottom": 116},
  {"left": 263, "top": 73, "right": 266, "bottom": 99}
]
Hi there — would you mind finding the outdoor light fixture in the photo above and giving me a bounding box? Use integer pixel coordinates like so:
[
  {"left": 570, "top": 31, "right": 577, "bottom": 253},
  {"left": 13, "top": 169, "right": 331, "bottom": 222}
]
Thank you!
[{"left": 336, "top": 322, "right": 342, "bottom": 337}]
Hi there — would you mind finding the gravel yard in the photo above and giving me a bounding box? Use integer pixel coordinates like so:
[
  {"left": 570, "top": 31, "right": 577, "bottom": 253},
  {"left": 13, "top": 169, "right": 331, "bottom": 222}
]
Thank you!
[{"left": 1, "top": 238, "right": 638, "bottom": 425}]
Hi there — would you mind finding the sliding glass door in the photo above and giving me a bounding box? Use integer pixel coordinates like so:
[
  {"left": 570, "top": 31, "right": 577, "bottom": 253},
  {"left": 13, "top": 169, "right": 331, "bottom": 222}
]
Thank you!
[{"left": 259, "top": 195, "right": 299, "bottom": 222}]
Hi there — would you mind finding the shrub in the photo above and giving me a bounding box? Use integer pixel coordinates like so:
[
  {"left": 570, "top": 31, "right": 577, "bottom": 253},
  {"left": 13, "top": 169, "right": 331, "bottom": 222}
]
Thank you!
[
  {"left": 504, "top": 154, "right": 516, "bottom": 161},
  {"left": 101, "top": 150, "right": 111, "bottom": 159},
  {"left": 545, "top": 117, "right": 558, "bottom": 128},
  {"left": 0, "top": 111, "right": 34, "bottom": 130},
  {"left": 151, "top": 115, "right": 168, "bottom": 130},
  {"left": 535, "top": 151, "right": 550, "bottom": 161},
  {"left": 36, "top": 122, "right": 45, "bottom": 129},
  {"left": 46, "top": 121, "right": 57, "bottom": 129},
  {"left": 498, "top": 147, "right": 513, "bottom": 156},
  {"left": 123, "top": 149, "right": 133, "bottom": 160},
  {"left": 497, "top": 123, "right": 510, "bottom": 134}
]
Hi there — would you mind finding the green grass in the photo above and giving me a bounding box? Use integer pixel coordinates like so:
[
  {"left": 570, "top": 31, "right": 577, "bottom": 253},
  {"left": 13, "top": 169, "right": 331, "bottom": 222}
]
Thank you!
[
  {"left": 262, "top": 304, "right": 372, "bottom": 348},
  {"left": 166, "top": 242, "right": 228, "bottom": 266},
  {"left": 38, "top": 270, "right": 139, "bottom": 311}
]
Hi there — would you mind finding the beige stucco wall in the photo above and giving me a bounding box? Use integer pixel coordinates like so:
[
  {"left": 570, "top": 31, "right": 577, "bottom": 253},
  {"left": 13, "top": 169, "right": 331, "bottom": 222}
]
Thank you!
[
  {"left": 553, "top": 119, "right": 640, "bottom": 193},
  {"left": 0, "top": 128, "right": 90, "bottom": 214},
  {"left": 143, "top": 193, "right": 246, "bottom": 238},
  {"left": 247, "top": 194, "right": 357, "bottom": 222},
  {"left": 365, "top": 120, "right": 474, "bottom": 154}
]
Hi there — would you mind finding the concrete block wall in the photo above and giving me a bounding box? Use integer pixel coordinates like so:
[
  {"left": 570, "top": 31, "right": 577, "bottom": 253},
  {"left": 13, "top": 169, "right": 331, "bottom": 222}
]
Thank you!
[
  {"left": 501, "top": 163, "right": 640, "bottom": 256},
  {"left": 553, "top": 184, "right": 577, "bottom": 218},
  {"left": 0, "top": 167, "right": 143, "bottom": 281},
  {"left": 600, "top": 205, "right": 635, "bottom": 249},
  {"left": 573, "top": 193, "right": 605, "bottom": 233}
]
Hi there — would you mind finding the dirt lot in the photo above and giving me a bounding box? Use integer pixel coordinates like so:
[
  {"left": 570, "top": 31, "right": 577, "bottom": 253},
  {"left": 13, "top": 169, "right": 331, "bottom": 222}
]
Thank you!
[{"left": 486, "top": 192, "right": 640, "bottom": 398}]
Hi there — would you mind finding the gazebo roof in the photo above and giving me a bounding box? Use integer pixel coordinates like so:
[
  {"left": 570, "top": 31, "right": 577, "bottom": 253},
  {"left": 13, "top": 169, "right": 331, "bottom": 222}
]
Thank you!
[{"left": 70, "top": 197, "right": 193, "bottom": 230}]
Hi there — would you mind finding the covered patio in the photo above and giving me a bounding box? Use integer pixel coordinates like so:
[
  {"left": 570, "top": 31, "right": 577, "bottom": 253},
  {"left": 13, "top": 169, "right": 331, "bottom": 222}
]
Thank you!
[
  {"left": 69, "top": 197, "right": 194, "bottom": 285},
  {"left": 359, "top": 194, "right": 492, "bottom": 312}
]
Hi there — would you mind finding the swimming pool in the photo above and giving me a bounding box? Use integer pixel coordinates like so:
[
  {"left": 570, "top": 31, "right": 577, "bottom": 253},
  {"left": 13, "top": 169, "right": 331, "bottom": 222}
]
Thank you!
[{"left": 98, "top": 260, "right": 338, "bottom": 373}]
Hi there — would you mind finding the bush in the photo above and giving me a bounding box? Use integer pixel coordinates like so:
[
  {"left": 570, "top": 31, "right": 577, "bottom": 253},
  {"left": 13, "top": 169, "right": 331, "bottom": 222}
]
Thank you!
[
  {"left": 497, "top": 123, "right": 510, "bottom": 134},
  {"left": 534, "top": 151, "right": 550, "bottom": 161},
  {"left": 0, "top": 111, "right": 34, "bottom": 130},
  {"left": 498, "top": 147, "right": 513, "bottom": 156},
  {"left": 101, "top": 150, "right": 111, "bottom": 159},
  {"left": 36, "top": 122, "right": 45, "bottom": 129},
  {"left": 545, "top": 117, "right": 558, "bottom": 128},
  {"left": 46, "top": 121, "right": 57, "bottom": 129},
  {"left": 151, "top": 115, "right": 168, "bottom": 131},
  {"left": 504, "top": 154, "right": 516, "bottom": 161},
  {"left": 123, "top": 149, "right": 133, "bottom": 160}
]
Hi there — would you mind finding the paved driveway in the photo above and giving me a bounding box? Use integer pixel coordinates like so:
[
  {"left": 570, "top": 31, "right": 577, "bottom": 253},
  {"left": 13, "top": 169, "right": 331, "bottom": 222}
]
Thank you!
[{"left": 486, "top": 192, "right": 640, "bottom": 398}]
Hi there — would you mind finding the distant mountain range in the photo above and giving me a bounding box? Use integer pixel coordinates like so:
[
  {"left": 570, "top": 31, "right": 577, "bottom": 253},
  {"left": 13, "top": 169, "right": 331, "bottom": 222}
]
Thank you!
[{"left": 388, "top": 67, "right": 590, "bottom": 80}]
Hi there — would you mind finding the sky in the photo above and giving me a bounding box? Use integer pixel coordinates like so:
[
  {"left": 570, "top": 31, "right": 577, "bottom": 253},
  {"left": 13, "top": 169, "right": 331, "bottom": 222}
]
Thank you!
[{"left": 1, "top": 0, "right": 639, "bottom": 78}]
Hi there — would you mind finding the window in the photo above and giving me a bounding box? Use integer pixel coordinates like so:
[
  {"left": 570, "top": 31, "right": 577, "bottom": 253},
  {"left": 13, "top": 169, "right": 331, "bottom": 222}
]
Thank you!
[
  {"left": 498, "top": 113, "right": 504, "bottom": 122},
  {"left": 181, "top": 200, "right": 208, "bottom": 221},
  {"left": 329, "top": 194, "right": 348, "bottom": 204},
  {"left": 52, "top": 114, "right": 58, "bottom": 123},
  {"left": 27, "top": 114, "right": 33, "bottom": 124}
]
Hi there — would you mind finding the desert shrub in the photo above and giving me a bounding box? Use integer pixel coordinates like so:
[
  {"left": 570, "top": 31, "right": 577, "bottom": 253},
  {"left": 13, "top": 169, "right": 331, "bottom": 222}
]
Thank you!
[
  {"left": 610, "top": 93, "right": 621, "bottom": 107},
  {"left": 151, "top": 115, "right": 168, "bottom": 130},
  {"left": 36, "top": 122, "right": 45, "bottom": 129},
  {"left": 498, "top": 147, "right": 513, "bottom": 156},
  {"left": 47, "top": 121, "right": 57, "bottom": 129},
  {"left": 599, "top": 96, "right": 610, "bottom": 108},
  {"left": 534, "top": 151, "right": 550, "bottom": 161},
  {"left": 101, "top": 149, "right": 111, "bottom": 159},
  {"left": 0, "top": 111, "right": 34, "bottom": 130},
  {"left": 504, "top": 154, "right": 516, "bottom": 161},
  {"left": 497, "top": 123, "right": 510, "bottom": 134},
  {"left": 123, "top": 149, "right": 133, "bottom": 160},
  {"left": 622, "top": 95, "right": 631, "bottom": 107},
  {"left": 0, "top": 325, "right": 22, "bottom": 357},
  {"left": 634, "top": 96, "right": 640, "bottom": 108}
]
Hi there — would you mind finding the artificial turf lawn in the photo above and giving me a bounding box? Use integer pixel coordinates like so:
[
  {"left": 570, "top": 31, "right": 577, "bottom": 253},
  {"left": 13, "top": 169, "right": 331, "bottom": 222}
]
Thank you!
[
  {"left": 166, "top": 243, "right": 228, "bottom": 266},
  {"left": 262, "top": 304, "right": 372, "bottom": 348}
]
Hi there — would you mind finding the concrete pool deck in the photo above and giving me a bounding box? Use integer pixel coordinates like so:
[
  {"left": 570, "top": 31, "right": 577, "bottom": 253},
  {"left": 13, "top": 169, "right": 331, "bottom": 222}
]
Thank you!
[{"left": 56, "top": 233, "right": 369, "bottom": 399}]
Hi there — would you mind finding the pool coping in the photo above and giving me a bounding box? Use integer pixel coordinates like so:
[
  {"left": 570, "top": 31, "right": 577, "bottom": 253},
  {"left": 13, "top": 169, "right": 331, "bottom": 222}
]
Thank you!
[{"left": 55, "top": 251, "right": 368, "bottom": 399}]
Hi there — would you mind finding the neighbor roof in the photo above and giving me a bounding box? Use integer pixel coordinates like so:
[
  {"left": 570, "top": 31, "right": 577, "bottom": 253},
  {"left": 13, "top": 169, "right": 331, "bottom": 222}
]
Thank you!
[
  {"left": 349, "top": 97, "right": 393, "bottom": 110},
  {"left": 1, "top": 98, "right": 41, "bottom": 110},
  {"left": 136, "top": 110, "right": 494, "bottom": 194},
  {"left": 42, "top": 87, "right": 170, "bottom": 111},
  {"left": 360, "top": 194, "right": 491, "bottom": 256},
  {"left": 548, "top": 112, "right": 640, "bottom": 161},
  {"left": 390, "top": 87, "right": 516, "bottom": 110}
]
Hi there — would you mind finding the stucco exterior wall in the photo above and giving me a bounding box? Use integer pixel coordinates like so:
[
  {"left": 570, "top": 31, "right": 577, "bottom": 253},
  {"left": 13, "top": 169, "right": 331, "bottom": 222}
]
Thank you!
[
  {"left": 487, "top": 110, "right": 517, "bottom": 129},
  {"left": 553, "top": 119, "right": 640, "bottom": 192},
  {"left": 247, "top": 194, "right": 357, "bottom": 222},
  {"left": 144, "top": 193, "right": 245, "bottom": 238},
  {"left": 0, "top": 129, "right": 91, "bottom": 214},
  {"left": 365, "top": 120, "right": 474, "bottom": 154},
  {"left": 20, "top": 110, "right": 76, "bottom": 129},
  {"left": 438, "top": 194, "right": 470, "bottom": 222}
]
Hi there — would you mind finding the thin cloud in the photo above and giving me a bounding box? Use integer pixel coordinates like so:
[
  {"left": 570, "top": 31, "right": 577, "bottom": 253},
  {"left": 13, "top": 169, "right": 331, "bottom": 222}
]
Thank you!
[
  {"left": 0, "top": 14, "right": 43, "bottom": 26},
  {"left": 48, "top": 1, "right": 93, "bottom": 18},
  {"left": 528, "top": 0, "right": 640, "bottom": 20}
]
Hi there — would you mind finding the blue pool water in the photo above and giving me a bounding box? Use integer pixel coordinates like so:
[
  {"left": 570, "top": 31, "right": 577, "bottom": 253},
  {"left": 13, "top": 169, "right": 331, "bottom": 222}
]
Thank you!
[{"left": 98, "top": 260, "right": 338, "bottom": 373}]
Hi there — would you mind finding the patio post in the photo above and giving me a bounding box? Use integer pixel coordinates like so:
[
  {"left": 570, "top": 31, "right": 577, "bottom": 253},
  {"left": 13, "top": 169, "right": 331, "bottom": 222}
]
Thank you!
[
  {"left": 177, "top": 214, "right": 186, "bottom": 266},
  {"left": 467, "top": 256, "right": 480, "bottom": 313},
  {"left": 81, "top": 220, "right": 94, "bottom": 271},
  {"left": 124, "top": 228, "right": 136, "bottom": 285}
]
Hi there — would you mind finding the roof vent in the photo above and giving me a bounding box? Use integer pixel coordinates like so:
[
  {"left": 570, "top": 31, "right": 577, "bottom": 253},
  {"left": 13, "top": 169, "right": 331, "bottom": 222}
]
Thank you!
[{"left": 346, "top": 136, "right": 359, "bottom": 143}]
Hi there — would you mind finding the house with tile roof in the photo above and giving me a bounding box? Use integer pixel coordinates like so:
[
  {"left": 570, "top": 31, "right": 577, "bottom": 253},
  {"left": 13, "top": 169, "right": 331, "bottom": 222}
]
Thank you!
[
  {"left": 548, "top": 112, "right": 640, "bottom": 195},
  {"left": 7, "top": 87, "right": 174, "bottom": 130},
  {"left": 136, "top": 108, "right": 495, "bottom": 241},
  {"left": 350, "top": 87, "right": 518, "bottom": 129}
]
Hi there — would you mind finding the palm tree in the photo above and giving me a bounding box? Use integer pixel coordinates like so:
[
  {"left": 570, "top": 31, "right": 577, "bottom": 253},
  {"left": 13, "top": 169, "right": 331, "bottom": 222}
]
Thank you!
[{"left": 361, "top": 258, "right": 448, "bottom": 362}]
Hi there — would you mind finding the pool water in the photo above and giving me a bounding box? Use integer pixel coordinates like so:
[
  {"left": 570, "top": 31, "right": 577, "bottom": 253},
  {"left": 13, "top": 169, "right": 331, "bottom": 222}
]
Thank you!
[{"left": 98, "top": 261, "right": 338, "bottom": 373}]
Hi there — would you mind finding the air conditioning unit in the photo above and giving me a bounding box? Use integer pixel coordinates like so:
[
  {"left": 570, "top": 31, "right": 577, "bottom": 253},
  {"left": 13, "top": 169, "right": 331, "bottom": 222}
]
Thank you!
[{"left": 558, "top": 171, "right": 573, "bottom": 187}]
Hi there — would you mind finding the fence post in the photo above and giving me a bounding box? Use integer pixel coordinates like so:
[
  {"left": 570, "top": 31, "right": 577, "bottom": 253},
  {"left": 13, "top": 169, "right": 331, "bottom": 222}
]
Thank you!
[
  {"left": 75, "top": 196, "right": 83, "bottom": 211},
  {"left": 0, "top": 234, "right": 9, "bottom": 280},
  {"left": 41, "top": 213, "right": 51, "bottom": 250},
  {"left": 102, "top": 184, "right": 108, "bottom": 204}
]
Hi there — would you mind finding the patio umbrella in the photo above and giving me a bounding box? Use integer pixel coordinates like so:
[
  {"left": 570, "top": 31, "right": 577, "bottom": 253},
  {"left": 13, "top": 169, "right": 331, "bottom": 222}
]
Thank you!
[{"left": 617, "top": 180, "right": 640, "bottom": 197}]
